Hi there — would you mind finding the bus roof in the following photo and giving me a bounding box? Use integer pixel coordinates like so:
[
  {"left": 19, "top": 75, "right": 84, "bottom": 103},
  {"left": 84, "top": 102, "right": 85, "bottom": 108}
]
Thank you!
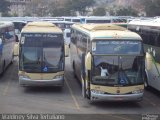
[
  {"left": 128, "top": 18, "right": 160, "bottom": 27},
  {"left": 22, "top": 22, "right": 62, "bottom": 33},
  {"left": 72, "top": 24, "right": 141, "bottom": 40},
  {"left": 0, "top": 21, "right": 14, "bottom": 28}
]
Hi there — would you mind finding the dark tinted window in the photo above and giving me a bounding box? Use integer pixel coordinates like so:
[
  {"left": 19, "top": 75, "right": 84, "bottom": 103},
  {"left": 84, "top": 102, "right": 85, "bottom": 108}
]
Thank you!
[{"left": 86, "top": 20, "right": 111, "bottom": 23}]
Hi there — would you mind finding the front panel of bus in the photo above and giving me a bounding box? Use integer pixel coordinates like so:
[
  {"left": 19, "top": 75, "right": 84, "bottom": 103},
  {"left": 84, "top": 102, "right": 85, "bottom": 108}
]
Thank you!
[
  {"left": 19, "top": 33, "right": 64, "bottom": 86},
  {"left": 90, "top": 39, "right": 144, "bottom": 101}
]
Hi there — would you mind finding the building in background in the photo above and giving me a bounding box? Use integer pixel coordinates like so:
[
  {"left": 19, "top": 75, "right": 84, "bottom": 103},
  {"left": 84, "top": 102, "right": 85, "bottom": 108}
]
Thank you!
[{"left": 8, "top": 0, "right": 32, "bottom": 16}]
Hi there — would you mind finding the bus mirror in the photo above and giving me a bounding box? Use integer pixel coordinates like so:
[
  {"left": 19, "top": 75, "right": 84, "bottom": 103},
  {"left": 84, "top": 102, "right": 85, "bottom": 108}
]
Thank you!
[
  {"left": 85, "top": 52, "right": 91, "bottom": 70},
  {"left": 65, "top": 44, "right": 69, "bottom": 57},
  {"left": 15, "top": 29, "right": 20, "bottom": 34},
  {"left": 14, "top": 42, "right": 19, "bottom": 56}
]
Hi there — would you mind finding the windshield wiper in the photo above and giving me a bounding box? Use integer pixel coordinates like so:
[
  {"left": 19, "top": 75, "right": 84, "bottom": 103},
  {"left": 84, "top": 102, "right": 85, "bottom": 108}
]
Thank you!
[{"left": 118, "top": 56, "right": 131, "bottom": 85}]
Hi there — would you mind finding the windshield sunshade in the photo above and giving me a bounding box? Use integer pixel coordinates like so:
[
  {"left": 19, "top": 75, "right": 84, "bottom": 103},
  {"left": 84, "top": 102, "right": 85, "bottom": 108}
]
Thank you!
[{"left": 92, "top": 40, "right": 142, "bottom": 55}]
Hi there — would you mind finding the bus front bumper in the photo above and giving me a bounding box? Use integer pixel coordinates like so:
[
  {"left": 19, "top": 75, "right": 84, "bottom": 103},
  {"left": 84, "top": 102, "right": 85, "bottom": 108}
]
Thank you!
[
  {"left": 91, "top": 91, "right": 143, "bottom": 102},
  {"left": 19, "top": 77, "right": 64, "bottom": 87}
]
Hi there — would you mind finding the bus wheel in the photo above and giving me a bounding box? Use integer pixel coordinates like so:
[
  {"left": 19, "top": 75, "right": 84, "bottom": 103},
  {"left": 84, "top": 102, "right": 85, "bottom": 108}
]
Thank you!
[
  {"left": 72, "top": 61, "right": 77, "bottom": 78},
  {"left": 11, "top": 54, "right": 14, "bottom": 64},
  {"left": 72, "top": 61, "right": 75, "bottom": 70},
  {"left": 1, "top": 62, "right": 5, "bottom": 75},
  {"left": 81, "top": 53, "right": 87, "bottom": 98},
  {"left": 82, "top": 76, "right": 86, "bottom": 98}
]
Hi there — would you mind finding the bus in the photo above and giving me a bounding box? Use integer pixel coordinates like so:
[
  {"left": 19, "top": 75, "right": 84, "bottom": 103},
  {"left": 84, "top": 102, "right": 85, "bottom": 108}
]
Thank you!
[
  {"left": 19, "top": 22, "right": 66, "bottom": 87},
  {"left": 111, "top": 23, "right": 128, "bottom": 28},
  {"left": 64, "top": 17, "right": 81, "bottom": 23},
  {"left": 80, "top": 17, "right": 112, "bottom": 24},
  {"left": 12, "top": 21, "right": 27, "bottom": 40},
  {"left": 0, "top": 22, "right": 15, "bottom": 74},
  {"left": 128, "top": 18, "right": 160, "bottom": 91},
  {"left": 70, "top": 24, "right": 145, "bottom": 101},
  {"left": 63, "top": 28, "right": 71, "bottom": 47},
  {"left": 48, "top": 21, "right": 74, "bottom": 31}
]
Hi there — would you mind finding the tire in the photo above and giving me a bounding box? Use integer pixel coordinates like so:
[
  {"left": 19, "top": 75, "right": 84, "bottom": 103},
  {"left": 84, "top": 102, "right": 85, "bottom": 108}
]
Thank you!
[
  {"left": 72, "top": 61, "right": 77, "bottom": 78},
  {"left": 86, "top": 70, "right": 91, "bottom": 99},
  {"left": 82, "top": 76, "right": 86, "bottom": 98},
  {"left": 1, "top": 62, "right": 5, "bottom": 76},
  {"left": 10, "top": 54, "right": 14, "bottom": 64},
  {"left": 81, "top": 54, "right": 86, "bottom": 98},
  {"left": 72, "top": 61, "right": 75, "bottom": 70}
]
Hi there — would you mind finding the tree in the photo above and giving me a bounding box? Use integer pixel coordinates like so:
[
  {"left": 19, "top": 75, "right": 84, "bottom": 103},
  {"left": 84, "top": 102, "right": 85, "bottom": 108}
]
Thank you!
[
  {"left": 49, "top": 0, "right": 71, "bottom": 17},
  {"left": 24, "top": 0, "right": 95, "bottom": 17},
  {"left": 141, "top": 0, "right": 160, "bottom": 17},
  {"left": 116, "top": 6, "right": 138, "bottom": 16},
  {"left": 68, "top": 0, "right": 95, "bottom": 15},
  {"left": 93, "top": 7, "right": 106, "bottom": 16},
  {"left": 0, "top": 0, "right": 10, "bottom": 16}
]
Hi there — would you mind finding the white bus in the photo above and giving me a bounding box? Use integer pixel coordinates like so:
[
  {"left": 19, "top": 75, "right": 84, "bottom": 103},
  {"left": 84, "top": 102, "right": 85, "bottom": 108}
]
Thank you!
[
  {"left": 63, "top": 28, "right": 71, "bottom": 47},
  {"left": 47, "top": 21, "right": 74, "bottom": 31},
  {"left": 0, "top": 22, "right": 15, "bottom": 74},
  {"left": 19, "top": 22, "right": 67, "bottom": 87},
  {"left": 128, "top": 18, "right": 160, "bottom": 91},
  {"left": 80, "top": 17, "right": 112, "bottom": 24},
  {"left": 70, "top": 24, "right": 145, "bottom": 101}
]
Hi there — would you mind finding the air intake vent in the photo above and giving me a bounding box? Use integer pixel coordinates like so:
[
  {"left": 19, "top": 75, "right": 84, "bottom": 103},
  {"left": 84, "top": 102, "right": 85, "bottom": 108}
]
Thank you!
[{"left": 26, "top": 22, "right": 56, "bottom": 27}]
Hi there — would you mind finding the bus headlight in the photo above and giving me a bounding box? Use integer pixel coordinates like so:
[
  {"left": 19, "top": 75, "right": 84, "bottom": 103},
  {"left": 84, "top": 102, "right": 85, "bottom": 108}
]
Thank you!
[
  {"left": 54, "top": 75, "right": 63, "bottom": 79},
  {"left": 91, "top": 90, "right": 105, "bottom": 94},
  {"left": 19, "top": 75, "right": 30, "bottom": 80},
  {"left": 132, "top": 89, "right": 144, "bottom": 94}
]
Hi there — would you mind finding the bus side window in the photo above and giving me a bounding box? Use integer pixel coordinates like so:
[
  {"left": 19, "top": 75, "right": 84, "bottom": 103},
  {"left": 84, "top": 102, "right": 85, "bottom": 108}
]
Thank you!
[
  {"left": 155, "top": 34, "right": 160, "bottom": 47},
  {"left": 82, "top": 36, "right": 87, "bottom": 53},
  {"left": 0, "top": 32, "right": 3, "bottom": 42}
]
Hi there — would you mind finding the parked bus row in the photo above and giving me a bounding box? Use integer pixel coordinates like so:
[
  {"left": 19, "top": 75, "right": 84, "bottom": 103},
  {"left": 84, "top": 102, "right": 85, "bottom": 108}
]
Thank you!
[
  {"left": 2, "top": 19, "right": 160, "bottom": 102},
  {"left": 9, "top": 21, "right": 144, "bottom": 102}
]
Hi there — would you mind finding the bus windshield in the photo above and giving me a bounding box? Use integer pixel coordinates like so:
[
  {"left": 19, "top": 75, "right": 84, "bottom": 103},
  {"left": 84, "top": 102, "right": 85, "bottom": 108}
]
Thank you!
[
  {"left": 92, "top": 55, "right": 144, "bottom": 86},
  {"left": 92, "top": 40, "right": 142, "bottom": 55},
  {"left": 19, "top": 33, "right": 64, "bottom": 73}
]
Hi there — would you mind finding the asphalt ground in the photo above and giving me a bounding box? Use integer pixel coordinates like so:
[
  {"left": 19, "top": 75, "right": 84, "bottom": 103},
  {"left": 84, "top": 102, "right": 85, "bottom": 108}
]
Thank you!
[{"left": 0, "top": 57, "right": 160, "bottom": 120}]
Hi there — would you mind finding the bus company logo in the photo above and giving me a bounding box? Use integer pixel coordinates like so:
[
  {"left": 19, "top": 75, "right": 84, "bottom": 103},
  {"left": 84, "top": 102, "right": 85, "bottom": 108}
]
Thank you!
[
  {"left": 112, "top": 33, "right": 119, "bottom": 39},
  {"left": 120, "top": 79, "right": 125, "bottom": 84},
  {"left": 142, "top": 114, "right": 159, "bottom": 120},
  {"left": 116, "top": 90, "right": 120, "bottom": 94}
]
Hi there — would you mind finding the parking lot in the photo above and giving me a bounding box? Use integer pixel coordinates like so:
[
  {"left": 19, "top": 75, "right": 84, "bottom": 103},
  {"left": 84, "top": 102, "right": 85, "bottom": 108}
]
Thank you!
[{"left": 0, "top": 57, "right": 160, "bottom": 119}]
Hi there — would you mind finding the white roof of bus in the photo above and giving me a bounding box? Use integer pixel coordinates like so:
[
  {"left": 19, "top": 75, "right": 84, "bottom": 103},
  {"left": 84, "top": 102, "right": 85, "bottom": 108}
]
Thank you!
[
  {"left": 21, "top": 22, "right": 62, "bottom": 33},
  {"left": 72, "top": 24, "right": 141, "bottom": 40},
  {"left": 83, "top": 16, "right": 112, "bottom": 20},
  {"left": 128, "top": 18, "right": 160, "bottom": 27},
  {"left": 0, "top": 21, "right": 14, "bottom": 28}
]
